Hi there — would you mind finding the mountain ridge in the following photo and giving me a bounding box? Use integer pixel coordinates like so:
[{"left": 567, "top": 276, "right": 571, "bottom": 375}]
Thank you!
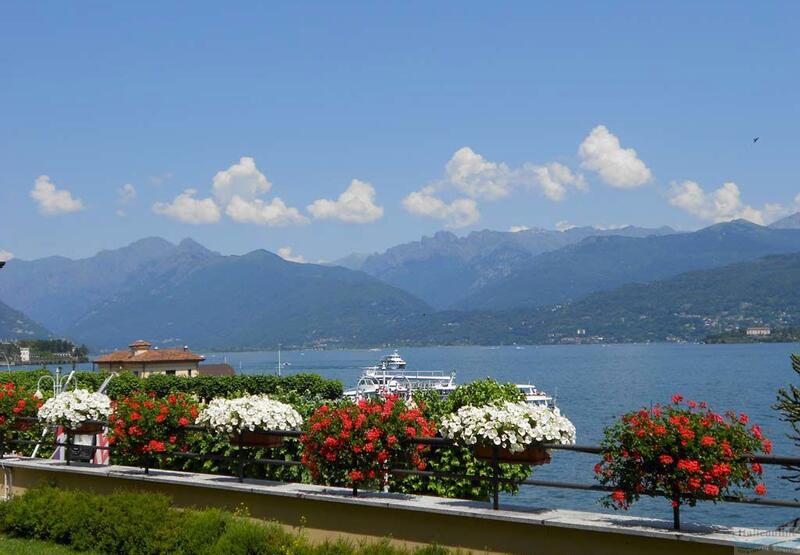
[
  {"left": 358, "top": 225, "right": 676, "bottom": 308},
  {"left": 459, "top": 219, "right": 800, "bottom": 310}
]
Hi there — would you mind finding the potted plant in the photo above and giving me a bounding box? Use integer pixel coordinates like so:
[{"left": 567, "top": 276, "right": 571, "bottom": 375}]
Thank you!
[
  {"left": 439, "top": 401, "right": 576, "bottom": 465},
  {"left": 108, "top": 391, "right": 199, "bottom": 466},
  {"left": 595, "top": 395, "right": 770, "bottom": 529},
  {"left": 300, "top": 395, "right": 436, "bottom": 490},
  {"left": 37, "top": 389, "right": 111, "bottom": 433},
  {"left": 0, "top": 382, "right": 40, "bottom": 432},
  {"left": 197, "top": 395, "right": 302, "bottom": 448}
]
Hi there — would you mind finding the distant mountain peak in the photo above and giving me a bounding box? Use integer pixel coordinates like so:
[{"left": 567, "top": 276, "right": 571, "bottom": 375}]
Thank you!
[
  {"left": 769, "top": 212, "right": 800, "bottom": 230},
  {"left": 177, "top": 237, "right": 216, "bottom": 255}
]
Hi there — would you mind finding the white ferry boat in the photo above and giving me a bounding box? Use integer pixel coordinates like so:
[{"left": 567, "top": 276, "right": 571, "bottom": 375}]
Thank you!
[
  {"left": 344, "top": 351, "right": 554, "bottom": 407},
  {"left": 343, "top": 351, "right": 457, "bottom": 400}
]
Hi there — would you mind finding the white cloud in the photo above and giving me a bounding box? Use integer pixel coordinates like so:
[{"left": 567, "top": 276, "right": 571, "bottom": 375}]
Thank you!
[
  {"left": 509, "top": 225, "right": 529, "bottom": 233},
  {"left": 445, "top": 147, "right": 513, "bottom": 200},
  {"left": 667, "top": 180, "right": 786, "bottom": 225},
  {"left": 118, "top": 183, "right": 136, "bottom": 204},
  {"left": 212, "top": 156, "right": 271, "bottom": 205},
  {"left": 116, "top": 209, "right": 127, "bottom": 218},
  {"left": 29, "top": 175, "right": 85, "bottom": 215},
  {"left": 152, "top": 189, "right": 221, "bottom": 224},
  {"left": 277, "top": 247, "right": 307, "bottom": 263},
  {"left": 523, "top": 162, "right": 587, "bottom": 201},
  {"left": 307, "top": 179, "right": 384, "bottom": 223},
  {"left": 0, "top": 250, "right": 13, "bottom": 262},
  {"left": 225, "top": 196, "right": 308, "bottom": 227},
  {"left": 151, "top": 157, "right": 307, "bottom": 227},
  {"left": 579, "top": 125, "right": 653, "bottom": 188},
  {"left": 794, "top": 193, "right": 800, "bottom": 207},
  {"left": 406, "top": 148, "right": 586, "bottom": 227},
  {"left": 555, "top": 221, "right": 577, "bottom": 232},
  {"left": 402, "top": 187, "right": 480, "bottom": 228}
]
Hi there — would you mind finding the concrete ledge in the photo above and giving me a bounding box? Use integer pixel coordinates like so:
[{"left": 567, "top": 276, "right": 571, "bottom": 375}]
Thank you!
[{"left": 1, "top": 457, "right": 798, "bottom": 554}]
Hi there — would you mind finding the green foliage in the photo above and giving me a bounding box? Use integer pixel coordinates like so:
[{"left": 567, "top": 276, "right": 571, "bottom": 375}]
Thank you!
[
  {"left": 0, "top": 370, "right": 342, "bottom": 403},
  {"left": 775, "top": 354, "right": 800, "bottom": 487},
  {"left": 208, "top": 518, "right": 298, "bottom": 555},
  {"left": 106, "top": 372, "right": 343, "bottom": 402},
  {"left": 0, "top": 487, "right": 457, "bottom": 555},
  {"left": 0, "top": 487, "right": 173, "bottom": 555},
  {"left": 0, "top": 534, "right": 96, "bottom": 555},
  {"left": 393, "top": 379, "right": 530, "bottom": 501}
]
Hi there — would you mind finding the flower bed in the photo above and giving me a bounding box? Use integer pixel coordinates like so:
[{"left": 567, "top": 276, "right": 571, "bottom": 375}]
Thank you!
[
  {"left": 197, "top": 394, "right": 302, "bottom": 447},
  {"left": 0, "top": 382, "right": 40, "bottom": 432},
  {"left": 595, "top": 395, "right": 770, "bottom": 515},
  {"left": 37, "top": 389, "right": 111, "bottom": 430},
  {"left": 108, "top": 391, "right": 199, "bottom": 462},
  {"left": 439, "top": 401, "right": 576, "bottom": 463},
  {"left": 300, "top": 396, "right": 436, "bottom": 489}
]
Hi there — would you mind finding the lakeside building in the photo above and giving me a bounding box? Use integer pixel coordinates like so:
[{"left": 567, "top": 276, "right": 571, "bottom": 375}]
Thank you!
[
  {"left": 19, "top": 347, "right": 30, "bottom": 363},
  {"left": 93, "top": 339, "right": 204, "bottom": 377},
  {"left": 746, "top": 326, "right": 772, "bottom": 337}
]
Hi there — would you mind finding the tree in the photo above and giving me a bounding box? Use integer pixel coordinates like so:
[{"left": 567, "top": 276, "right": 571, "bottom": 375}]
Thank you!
[{"left": 775, "top": 354, "right": 800, "bottom": 487}]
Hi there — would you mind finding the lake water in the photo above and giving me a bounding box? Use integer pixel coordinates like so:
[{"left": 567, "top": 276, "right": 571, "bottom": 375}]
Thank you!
[{"left": 29, "top": 342, "right": 800, "bottom": 529}]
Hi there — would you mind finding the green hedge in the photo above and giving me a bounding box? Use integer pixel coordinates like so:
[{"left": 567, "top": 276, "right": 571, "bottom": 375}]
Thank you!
[
  {"left": 0, "top": 370, "right": 343, "bottom": 401},
  {"left": 0, "top": 487, "right": 456, "bottom": 555}
]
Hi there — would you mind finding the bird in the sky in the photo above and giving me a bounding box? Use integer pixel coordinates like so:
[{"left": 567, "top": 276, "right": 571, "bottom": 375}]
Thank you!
[{"left": 753, "top": 137, "right": 760, "bottom": 143}]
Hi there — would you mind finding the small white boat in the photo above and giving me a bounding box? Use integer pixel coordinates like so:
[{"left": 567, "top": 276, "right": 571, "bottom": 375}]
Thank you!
[{"left": 516, "top": 384, "right": 554, "bottom": 407}]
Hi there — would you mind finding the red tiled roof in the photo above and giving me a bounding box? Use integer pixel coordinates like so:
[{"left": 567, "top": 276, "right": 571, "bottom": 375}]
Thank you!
[{"left": 94, "top": 348, "right": 204, "bottom": 364}]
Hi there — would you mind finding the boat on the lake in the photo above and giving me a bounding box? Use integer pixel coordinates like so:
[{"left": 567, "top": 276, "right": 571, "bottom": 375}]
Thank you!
[{"left": 344, "top": 351, "right": 554, "bottom": 406}]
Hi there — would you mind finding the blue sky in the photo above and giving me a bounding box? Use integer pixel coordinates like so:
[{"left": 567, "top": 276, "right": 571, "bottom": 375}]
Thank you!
[{"left": 2, "top": 2, "right": 799, "bottom": 262}]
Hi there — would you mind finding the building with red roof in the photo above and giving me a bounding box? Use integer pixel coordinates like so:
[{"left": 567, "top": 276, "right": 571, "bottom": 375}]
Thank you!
[{"left": 93, "top": 339, "right": 205, "bottom": 378}]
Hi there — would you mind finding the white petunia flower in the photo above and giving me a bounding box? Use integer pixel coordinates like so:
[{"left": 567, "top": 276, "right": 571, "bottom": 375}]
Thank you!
[
  {"left": 37, "top": 389, "right": 111, "bottom": 427},
  {"left": 197, "top": 395, "right": 302, "bottom": 433},
  {"left": 440, "top": 401, "right": 576, "bottom": 452}
]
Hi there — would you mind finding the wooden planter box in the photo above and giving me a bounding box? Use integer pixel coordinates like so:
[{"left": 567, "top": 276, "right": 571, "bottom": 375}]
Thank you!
[
  {"left": 230, "top": 430, "right": 285, "bottom": 448},
  {"left": 473, "top": 444, "right": 551, "bottom": 466}
]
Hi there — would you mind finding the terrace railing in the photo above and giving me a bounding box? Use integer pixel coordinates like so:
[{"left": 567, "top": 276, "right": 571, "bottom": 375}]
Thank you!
[{"left": 2, "top": 418, "right": 799, "bottom": 530}]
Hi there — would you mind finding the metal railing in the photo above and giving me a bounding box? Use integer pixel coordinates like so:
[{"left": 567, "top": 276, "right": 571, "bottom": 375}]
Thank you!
[{"left": 2, "top": 420, "right": 799, "bottom": 531}]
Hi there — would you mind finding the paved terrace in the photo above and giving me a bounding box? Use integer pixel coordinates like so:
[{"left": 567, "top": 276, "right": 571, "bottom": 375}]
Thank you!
[{"left": 2, "top": 457, "right": 799, "bottom": 554}]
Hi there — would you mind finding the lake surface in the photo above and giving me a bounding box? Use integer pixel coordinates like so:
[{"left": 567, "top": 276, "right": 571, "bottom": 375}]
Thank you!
[{"left": 29, "top": 342, "right": 800, "bottom": 529}]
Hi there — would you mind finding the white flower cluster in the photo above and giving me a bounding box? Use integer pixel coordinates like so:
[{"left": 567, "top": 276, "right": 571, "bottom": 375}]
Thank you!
[
  {"left": 197, "top": 395, "right": 302, "bottom": 433},
  {"left": 37, "top": 389, "right": 112, "bottom": 427},
  {"left": 440, "top": 401, "right": 576, "bottom": 452}
]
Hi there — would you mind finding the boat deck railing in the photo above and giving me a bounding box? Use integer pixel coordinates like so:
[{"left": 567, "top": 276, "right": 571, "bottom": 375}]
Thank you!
[
  {"left": 363, "top": 369, "right": 454, "bottom": 380},
  {"left": 3, "top": 418, "right": 799, "bottom": 531}
]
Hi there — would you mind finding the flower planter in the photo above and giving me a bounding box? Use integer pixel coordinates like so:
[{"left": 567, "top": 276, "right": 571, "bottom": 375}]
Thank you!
[
  {"left": 11, "top": 420, "right": 34, "bottom": 431},
  {"left": 231, "top": 429, "right": 285, "bottom": 448},
  {"left": 71, "top": 421, "right": 105, "bottom": 435},
  {"left": 473, "top": 444, "right": 551, "bottom": 466}
]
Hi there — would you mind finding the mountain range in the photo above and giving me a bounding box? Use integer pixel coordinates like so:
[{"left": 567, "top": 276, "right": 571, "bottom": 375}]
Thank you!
[
  {"left": 355, "top": 225, "right": 674, "bottom": 308},
  {"left": 459, "top": 220, "right": 800, "bottom": 309},
  {"left": 2, "top": 215, "right": 800, "bottom": 350}
]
